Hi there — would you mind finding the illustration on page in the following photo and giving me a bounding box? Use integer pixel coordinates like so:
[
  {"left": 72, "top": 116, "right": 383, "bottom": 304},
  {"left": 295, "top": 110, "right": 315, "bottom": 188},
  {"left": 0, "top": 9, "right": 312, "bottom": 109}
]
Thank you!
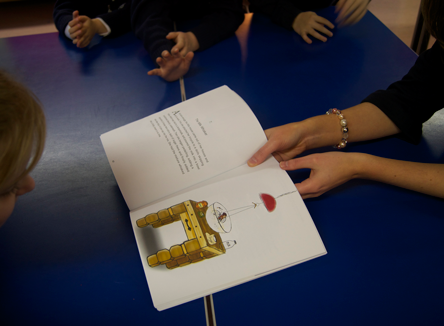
[{"left": 135, "top": 191, "right": 296, "bottom": 270}]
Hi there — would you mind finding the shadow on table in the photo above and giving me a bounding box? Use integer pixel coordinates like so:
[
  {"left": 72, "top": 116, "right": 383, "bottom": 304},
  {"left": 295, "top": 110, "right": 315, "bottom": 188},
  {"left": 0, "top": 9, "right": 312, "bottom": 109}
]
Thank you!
[{"left": 57, "top": 32, "right": 156, "bottom": 75}]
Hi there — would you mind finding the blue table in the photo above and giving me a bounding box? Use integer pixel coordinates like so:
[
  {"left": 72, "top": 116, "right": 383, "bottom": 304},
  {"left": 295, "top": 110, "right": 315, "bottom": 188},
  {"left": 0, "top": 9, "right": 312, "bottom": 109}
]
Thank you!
[
  {"left": 181, "top": 8, "right": 444, "bottom": 326},
  {"left": 1, "top": 7, "right": 443, "bottom": 326},
  {"left": 0, "top": 33, "right": 205, "bottom": 325}
]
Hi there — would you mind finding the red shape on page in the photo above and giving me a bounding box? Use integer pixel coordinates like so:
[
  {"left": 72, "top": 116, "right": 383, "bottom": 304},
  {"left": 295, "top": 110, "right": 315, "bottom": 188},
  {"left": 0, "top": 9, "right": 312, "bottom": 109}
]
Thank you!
[{"left": 260, "top": 193, "right": 276, "bottom": 212}]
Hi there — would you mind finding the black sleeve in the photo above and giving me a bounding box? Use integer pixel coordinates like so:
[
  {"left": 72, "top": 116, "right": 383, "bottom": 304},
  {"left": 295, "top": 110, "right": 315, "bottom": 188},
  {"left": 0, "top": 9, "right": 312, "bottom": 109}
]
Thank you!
[
  {"left": 130, "top": 0, "right": 176, "bottom": 63},
  {"left": 189, "top": 0, "right": 244, "bottom": 51},
  {"left": 249, "top": 0, "right": 301, "bottom": 30},
  {"left": 53, "top": 0, "right": 90, "bottom": 35},
  {"left": 362, "top": 42, "right": 444, "bottom": 144},
  {"left": 53, "top": 0, "right": 131, "bottom": 38},
  {"left": 97, "top": 2, "right": 132, "bottom": 38},
  {"left": 248, "top": 0, "right": 333, "bottom": 30}
]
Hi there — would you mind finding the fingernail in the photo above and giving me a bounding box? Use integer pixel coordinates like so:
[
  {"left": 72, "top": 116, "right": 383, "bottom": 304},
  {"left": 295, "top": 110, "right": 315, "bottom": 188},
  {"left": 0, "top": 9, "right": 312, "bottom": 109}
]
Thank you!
[
  {"left": 279, "top": 161, "right": 286, "bottom": 169},
  {"left": 247, "top": 157, "right": 257, "bottom": 166}
]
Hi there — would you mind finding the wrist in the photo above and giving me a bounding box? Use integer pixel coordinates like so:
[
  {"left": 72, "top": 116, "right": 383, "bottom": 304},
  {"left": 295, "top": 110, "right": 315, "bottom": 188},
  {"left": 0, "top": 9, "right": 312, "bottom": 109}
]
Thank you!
[
  {"left": 302, "top": 114, "right": 343, "bottom": 150},
  {"left": 292, "top": 14, "right": 301, "bottom": 32},
  {"left": 187, "top": 32, "right": 199, "bottom": 52},
  {"left": 92, "top": 18, "right": 107, "bottom": 35},
  {"left": 349, "top": 153, "right": 370, "bottom": 180}
]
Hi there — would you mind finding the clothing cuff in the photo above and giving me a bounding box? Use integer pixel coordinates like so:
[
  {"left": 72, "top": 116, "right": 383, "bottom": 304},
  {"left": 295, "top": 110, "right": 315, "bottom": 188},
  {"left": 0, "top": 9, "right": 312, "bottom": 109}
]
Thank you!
[
  {"left": 65, "top": 24, "right": 72, "bottom": 40},
  {"left": 96, "top": 18, "right": 111, "bottom": 37}
]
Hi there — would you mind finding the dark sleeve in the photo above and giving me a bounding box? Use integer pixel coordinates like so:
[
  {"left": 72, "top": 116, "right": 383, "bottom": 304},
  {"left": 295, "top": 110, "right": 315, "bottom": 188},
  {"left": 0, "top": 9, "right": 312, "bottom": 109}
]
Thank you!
[
  {"left": 130, "top": 0, "right": 175, "bottom": 63},
  {"left": 249, "top": 0, "right": 335, "bottom": 30},
  {"left": 189, "top": 0, "right": 244, "bottom": 51},
  {"left": 362, "top": 42, "right": 444, "bottom": 144},
  {"left": 53, "top": 0, "right": 130, "bottom": 38},
  {"left": 249, "top": 0, "right": 301, "bottom": 30},
  {"left": 97, "top": 2, "right": 132, "bottom": 38},
  {"left": 53, "top": 0, "right": 89, "bottom": 35}
]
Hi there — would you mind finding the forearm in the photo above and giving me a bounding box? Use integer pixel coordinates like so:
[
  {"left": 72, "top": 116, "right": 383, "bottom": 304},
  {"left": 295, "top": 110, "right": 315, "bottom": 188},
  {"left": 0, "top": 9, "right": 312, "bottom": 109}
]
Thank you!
[
  {"left": 191, "top": 1, "right": 244, "bottom": 51},
  {"left": 249, "top": 0, "right": 302, "bottom": 30},
  {"left": 301, "top": 102, "right": 400, "bottom": 150},
  {"left": 53, "top": 0, "right": 78, "bottom": 33},
  {"left": 96, "top": 4, "right": 132, "bottom": 37},
  {"left": 130, "top": 0, "right": 174, "bottom": 62},
  {"left": 362, "top": 43, "right": 444, "bottom": 144},
  {"left": 92, "top": 18, "right": 108, "bottom": 35},
  {"left": 354, "top": 153, "right": 444, "bottom": 198}
]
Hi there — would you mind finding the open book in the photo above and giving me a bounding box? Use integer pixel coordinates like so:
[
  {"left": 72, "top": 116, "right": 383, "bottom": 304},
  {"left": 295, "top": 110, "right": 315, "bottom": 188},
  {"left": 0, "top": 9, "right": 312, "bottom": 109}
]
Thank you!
[{"left": 100, "top": 86, "right": 326, "bottom": 311}]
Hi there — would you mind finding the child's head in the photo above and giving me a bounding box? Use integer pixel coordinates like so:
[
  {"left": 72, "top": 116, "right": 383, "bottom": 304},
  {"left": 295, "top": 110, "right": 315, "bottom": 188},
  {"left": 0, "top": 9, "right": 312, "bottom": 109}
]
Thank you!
[
  {"left": 422, "top": 0, "right": 444, "bottom": 48},
  {"left": 0, "top": 71, "right": 46, "bottom": 227}
]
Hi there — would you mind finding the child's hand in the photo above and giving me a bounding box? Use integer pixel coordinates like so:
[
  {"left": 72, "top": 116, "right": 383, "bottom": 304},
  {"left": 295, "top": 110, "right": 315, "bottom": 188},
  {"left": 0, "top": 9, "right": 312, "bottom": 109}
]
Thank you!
[
  {"left": 335, "top": 0, "right": 370, "bottom": 26},
  {"left": 68, "top": 11, "right": 107, "bottom": 48},
  {"left": 148, "top": 50, "right": 194, "bottom": 82},
  {"left": 68, "top": 10, "right": 81, "bottom": 40},
  {"left": 292, "top": 12, "right": 334, "bottom": 44},
  {"left": 166, "top": 32, "right": 199, "bottom": 56}
]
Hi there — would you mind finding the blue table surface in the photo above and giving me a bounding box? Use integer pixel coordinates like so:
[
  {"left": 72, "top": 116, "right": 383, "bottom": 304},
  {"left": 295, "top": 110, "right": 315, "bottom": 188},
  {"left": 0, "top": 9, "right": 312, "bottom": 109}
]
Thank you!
[
  {"left": 1, "top": 8, "right": 443, "bottom": 326},
  {"left": 183, "top": 9, "right": 444, "bottom": 326}
]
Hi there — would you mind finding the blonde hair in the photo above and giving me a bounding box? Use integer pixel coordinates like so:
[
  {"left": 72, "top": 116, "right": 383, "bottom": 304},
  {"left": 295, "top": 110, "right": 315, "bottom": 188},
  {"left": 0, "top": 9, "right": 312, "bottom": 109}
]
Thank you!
[{"left": 0, "top": 71, "right": 46, "bottom": 188}]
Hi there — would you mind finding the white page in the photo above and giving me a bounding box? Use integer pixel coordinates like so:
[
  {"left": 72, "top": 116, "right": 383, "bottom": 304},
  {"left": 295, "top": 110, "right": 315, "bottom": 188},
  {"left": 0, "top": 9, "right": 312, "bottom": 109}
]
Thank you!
[
  {"left": 101, "top": 86, "right": 266, "bottom": 211},
  {"left": 130, "top": 158, "right": 327, "bottom": 310}
]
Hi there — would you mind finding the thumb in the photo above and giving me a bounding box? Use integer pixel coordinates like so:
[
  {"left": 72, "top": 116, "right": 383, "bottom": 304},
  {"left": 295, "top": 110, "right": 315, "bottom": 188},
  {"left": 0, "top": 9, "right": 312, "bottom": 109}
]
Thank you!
[
  {"left": 166, "top": 32, "right": 178, "bottom": 40},
  {"left": 184, "top": 51, "right": 194, "bottom": 62},
  {"left": 295, "top": 180, "right": 313, "bottom": 199},
  {"left": 73, "top": 10, "right": 79, "bottom": 19},
  {"left": 247, "top": 140, "right": 280, "bottom": 167}
]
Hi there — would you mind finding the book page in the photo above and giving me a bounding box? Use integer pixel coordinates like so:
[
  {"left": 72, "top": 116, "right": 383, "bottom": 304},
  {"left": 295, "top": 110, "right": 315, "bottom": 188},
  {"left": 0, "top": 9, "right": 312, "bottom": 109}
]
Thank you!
[
  {"left": 101, "top": 86, "right": 266, "bottom": 211},
  {"left": 130, "top": 158, "right": 327, "bottom": 310}
]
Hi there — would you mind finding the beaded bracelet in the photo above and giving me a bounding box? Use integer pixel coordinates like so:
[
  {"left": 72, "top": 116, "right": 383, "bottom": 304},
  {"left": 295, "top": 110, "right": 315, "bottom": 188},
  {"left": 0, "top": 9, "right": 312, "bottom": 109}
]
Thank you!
[{"left": 326, "top": 108, "right": 348, "bottom": 149}]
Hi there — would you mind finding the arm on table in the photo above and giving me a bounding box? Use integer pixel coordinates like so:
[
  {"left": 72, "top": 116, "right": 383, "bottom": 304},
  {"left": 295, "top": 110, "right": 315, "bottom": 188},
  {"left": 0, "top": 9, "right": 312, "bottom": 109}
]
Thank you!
[
  {"left": 248, "top": 103, "right": 444, "bottom": 199},
  {"left": 247, "top": 102, "right": 400, "bottom": 167},
  {"left": 282, "top": 152, "right": 444, "bottom": 199},
  {"left": 247, "top": 102, "right": 420, "bottom": 198},
  {"left": 69, "top": 11, "right": 108, "bottom": 48},
  {"left": 248, "top": 43, "right": 444, "bottom": 199},
  {"left": 53, "top": 0, "right": 86, "bottom": 35},
  {"left": 130, "top": 0, "right": 175, "bottom": 63},
  {"left": 249, "top": 0, "right": 334, "bottom": 43},
  {"left": 189, "top": 0, "right": 244, "bottom": 52},
  {"left": 96, "top": 1, "right": 132, "bottom": 38}
]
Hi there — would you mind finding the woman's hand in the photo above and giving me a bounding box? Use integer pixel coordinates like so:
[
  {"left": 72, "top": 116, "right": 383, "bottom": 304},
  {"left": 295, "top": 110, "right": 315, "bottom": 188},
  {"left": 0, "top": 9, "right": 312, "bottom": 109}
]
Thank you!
[
  {"left": 248, "top": 122, "right": 310, "bottom": 167},
  {"left": 281, "top": 152, "right": 361, "bottom": 199}
]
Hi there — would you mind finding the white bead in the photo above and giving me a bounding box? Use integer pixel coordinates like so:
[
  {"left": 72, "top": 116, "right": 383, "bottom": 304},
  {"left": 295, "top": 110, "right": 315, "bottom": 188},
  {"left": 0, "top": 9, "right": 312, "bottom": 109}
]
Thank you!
[{"left": 340, "top": 119, "right": 347, "bottom": 127}]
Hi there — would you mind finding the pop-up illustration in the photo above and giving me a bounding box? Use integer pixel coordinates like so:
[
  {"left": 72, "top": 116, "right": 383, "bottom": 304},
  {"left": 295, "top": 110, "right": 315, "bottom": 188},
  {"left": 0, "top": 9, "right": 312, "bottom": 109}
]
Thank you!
[{"left": 136, "top": 191, "right": 296, "bottom": 270}]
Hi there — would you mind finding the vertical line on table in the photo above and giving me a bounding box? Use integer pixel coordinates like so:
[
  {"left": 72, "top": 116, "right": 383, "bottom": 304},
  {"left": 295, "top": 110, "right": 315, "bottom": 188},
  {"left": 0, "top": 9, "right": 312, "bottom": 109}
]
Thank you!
[
  {"left": 180, "top": 77, "right": 186, "bottom": 101},
  {"left": 173, "top": 21, "right": 187, "bottom": 102},
  {"left": 204, "top": 295, "right": 216, "bottom": 326}
]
